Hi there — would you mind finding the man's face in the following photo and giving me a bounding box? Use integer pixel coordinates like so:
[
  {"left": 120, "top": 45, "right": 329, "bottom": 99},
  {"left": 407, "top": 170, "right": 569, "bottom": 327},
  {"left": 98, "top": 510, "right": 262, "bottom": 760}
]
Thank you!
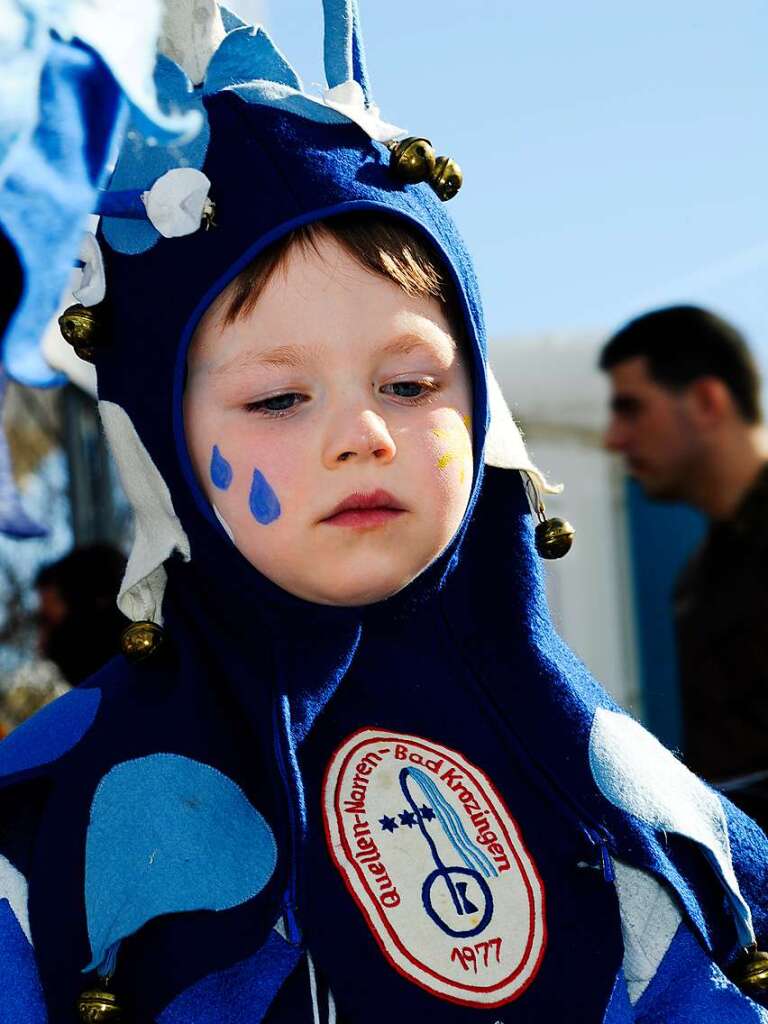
[
  {"left": 184, "top": 233, "right": 473, "bottom": 606},
  {"left": 37, "top": 583, "right": 68, "bottom": 656},
  {"left": 604, "top": 356, "right": 704, "bottom": 500}
]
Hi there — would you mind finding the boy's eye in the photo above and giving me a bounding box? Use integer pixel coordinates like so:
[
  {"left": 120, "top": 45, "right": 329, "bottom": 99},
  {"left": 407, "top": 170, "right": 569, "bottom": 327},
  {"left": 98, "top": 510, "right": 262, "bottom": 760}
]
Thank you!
[
  {"left": 382, "top": 380, "right": 439, "bottom": 401},
  {"left": 245, "top": 392, "right": 308, "bottom": 416}
]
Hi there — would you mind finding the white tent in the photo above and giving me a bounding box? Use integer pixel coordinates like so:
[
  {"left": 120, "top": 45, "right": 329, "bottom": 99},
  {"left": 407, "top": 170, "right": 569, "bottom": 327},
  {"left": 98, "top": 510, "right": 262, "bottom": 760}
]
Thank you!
[{"left": 489, "top": 331, "right": 641, "bottom": 716}]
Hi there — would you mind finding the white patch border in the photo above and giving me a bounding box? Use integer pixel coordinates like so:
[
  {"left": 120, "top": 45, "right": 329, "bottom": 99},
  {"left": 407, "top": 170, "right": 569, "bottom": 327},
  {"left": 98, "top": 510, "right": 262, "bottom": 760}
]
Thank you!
[{"left": 322, "top": 728, "right": 547, "bottom": 1008}]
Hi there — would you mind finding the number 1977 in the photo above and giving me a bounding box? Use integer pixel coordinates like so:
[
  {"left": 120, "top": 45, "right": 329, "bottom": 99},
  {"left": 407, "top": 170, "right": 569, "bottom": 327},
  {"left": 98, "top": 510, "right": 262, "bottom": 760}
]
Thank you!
[{"left": 450, "top": 937, "right": 502, "bottom": 973}]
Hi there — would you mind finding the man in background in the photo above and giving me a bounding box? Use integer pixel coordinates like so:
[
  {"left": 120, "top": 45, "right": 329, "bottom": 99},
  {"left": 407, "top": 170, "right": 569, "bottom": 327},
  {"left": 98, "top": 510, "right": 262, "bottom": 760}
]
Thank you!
[
  {"left": 0, "top": 544, "right": 127, "bottom": 736},
  {"left": 600, "top": 305, "right": 768, "bottom": 827},
  {"left": 36, "top": 543, "right": 127, "bottom": 686}
]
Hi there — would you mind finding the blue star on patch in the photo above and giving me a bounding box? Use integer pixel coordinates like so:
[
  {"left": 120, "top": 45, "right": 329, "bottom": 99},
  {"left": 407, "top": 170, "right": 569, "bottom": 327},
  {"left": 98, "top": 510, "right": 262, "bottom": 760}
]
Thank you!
[
  {"left": 420, "top": 805, "right": 435, "bottom": 821},
  {"left": 379, "top": 815, "right": 398, "bottom": 833},
  {"left": 399, "top": 810, "right": 417, "bottom": 828}
]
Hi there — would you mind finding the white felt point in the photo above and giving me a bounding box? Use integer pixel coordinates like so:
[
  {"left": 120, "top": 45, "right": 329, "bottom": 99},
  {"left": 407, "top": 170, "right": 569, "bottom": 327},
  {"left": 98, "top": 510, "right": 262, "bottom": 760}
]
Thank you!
[
  {"left": 589, "top": 708, "right": 754, "bottom": 947},
  {"left": 141, "top": 169, "right": 212, "bottom": 238},
  {"left": 99, "top": 401, "right": 191, "bottom": 624},
  {"left": 159, "top": 0, "right": 226, "bottom": 86},
  {"left": 484, "top": 365, "right": 560, "bottom": 495},
  {"left": 321, "top": 80, "right": 405, "bottom": 144},
  {"left": 613, "top": 858, "right": 681, "bottom": 1004},
  {"left": 0, "top": 855, "right": 31, "bottom": 944},
  {"left": 73, "top": 232, "right": 106, "bottom": 307}
]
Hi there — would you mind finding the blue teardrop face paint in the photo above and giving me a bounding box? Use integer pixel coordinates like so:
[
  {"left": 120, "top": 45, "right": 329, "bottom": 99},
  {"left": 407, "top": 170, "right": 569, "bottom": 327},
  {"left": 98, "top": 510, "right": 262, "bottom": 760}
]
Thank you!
[
  {"left": 210, "top": 445, "right": 233, "bottom": 491},
  {"left": 249, "top": 469, "right": 281, "bottom": 525}
]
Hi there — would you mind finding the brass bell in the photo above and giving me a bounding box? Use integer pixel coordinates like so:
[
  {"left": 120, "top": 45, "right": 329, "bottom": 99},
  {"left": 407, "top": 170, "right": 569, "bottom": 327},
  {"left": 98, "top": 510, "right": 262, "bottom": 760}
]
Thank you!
[
  {"left": 535, "top": 517, "right": 575, "bottom": 560},
  {"left": 121, "top": 620, "right": 164, "bottom": 661},
  {"left": 388, "top": 137, "right": 436, "bottom": 184},
  {"left": 58, "top": 304, "right": 104, "bottom": 363},
  {"left": 732, "top": 944, "right": 768, "bottom": 996},
  {"left": 430, "top": 155, "right": 463, "bottom": 201},
  {"left": 77, "top": 983, "right": 122, "bottom": 1022}
]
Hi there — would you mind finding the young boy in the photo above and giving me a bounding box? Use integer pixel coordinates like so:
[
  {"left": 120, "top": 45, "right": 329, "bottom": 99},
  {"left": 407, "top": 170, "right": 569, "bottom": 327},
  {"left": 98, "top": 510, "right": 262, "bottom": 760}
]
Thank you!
[
  {"left": 1, "top": 4, "right": 768, "bottom": 1022},
  {"left": 184, "top": 218, "right": 474, "bottom": 609}
]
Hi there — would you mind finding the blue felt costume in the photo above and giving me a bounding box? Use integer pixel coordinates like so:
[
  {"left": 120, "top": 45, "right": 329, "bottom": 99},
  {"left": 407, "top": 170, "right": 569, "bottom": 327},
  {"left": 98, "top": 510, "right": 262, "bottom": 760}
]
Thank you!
[
  {"left": 0, "top": 0, "right": 195, "bottom": 535},
  {"left": 1, "top": 3, "right": 768, "bottom": 1022},
  {"left": 0, "top": 0, "right": 197, "bottom": 388}
]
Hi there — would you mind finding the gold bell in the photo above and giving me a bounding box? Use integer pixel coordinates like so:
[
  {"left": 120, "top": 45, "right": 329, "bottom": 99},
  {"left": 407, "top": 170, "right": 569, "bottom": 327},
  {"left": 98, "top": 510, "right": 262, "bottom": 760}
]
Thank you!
[
  {"left": 732, "top": 944, "right": 768, "bottom": 996},
  {"left": 77, "top": 983, "right": 123, "bottom": 1022},
  {"left": 388, "top": 137, "right": 436, "bottom": 184},
  {"left": 58, "top": 304, "right": 104, "bottom": 363},
  {"left": 535, "top": 517, "right": 575, "bottom": 560},
  {"left": 121, "top": 620, "right": 164, "bottom": 661},
  {"left": 430, "top": 155, "right": 463, "bottom": 201}
]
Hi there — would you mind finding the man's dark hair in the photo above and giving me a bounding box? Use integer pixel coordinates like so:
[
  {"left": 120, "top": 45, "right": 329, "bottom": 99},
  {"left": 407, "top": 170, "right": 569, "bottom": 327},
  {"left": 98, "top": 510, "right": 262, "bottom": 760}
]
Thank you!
[
  {"left": 35, "top": 543, "right": 126, "bottom": 608},
  {"left": 35, "top": 544, "right": 127, "bottom": 685},
  {"left": 599, "top": 305, "right": 762, "bottom": 424}
]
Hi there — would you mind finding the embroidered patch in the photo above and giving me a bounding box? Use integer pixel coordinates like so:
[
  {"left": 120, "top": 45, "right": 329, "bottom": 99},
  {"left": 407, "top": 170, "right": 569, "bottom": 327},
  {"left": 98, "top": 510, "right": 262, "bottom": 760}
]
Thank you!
[{"left": 323, "top": 729, "right": 546, "bottom": 1007}]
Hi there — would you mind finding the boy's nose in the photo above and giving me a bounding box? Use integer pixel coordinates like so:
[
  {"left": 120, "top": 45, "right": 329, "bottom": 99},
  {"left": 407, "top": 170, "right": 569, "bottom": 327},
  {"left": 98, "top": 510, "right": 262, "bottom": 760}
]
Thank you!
[{"left": 323, "top": 409, "right": 397, "bottom": 468}]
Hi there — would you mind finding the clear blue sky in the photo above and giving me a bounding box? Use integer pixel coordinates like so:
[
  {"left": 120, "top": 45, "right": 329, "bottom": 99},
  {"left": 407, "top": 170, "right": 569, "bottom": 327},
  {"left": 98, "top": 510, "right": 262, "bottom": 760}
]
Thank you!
[{"left": 232, "top": 1, "right": 768, "bottom": 356}]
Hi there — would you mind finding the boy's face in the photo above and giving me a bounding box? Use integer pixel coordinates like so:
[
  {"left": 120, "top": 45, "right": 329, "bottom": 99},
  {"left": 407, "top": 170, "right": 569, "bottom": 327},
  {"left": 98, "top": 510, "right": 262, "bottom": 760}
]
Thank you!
[{"left": 184, "top": 233, "right": 473, "bottom": 606}]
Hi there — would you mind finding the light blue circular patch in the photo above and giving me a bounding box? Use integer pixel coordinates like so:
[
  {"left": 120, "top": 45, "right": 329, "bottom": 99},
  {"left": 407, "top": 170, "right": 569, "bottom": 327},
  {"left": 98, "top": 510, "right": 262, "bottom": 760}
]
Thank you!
[{"left": 84, "top": 753, "right": 278, "bottom": 972}]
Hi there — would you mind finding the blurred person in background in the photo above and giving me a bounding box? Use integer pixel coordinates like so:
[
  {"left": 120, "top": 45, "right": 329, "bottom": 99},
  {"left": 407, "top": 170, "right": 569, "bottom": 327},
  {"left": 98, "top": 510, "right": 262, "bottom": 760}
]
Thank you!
[
  {"left": 35, "top": 543, "right": 127, "bottom": 686},
  {"left": 600, "top": 305, "right": 768, "bottom": 827},
  {"left": 0, "top": 544, "right": 127, "bottom": 735}
]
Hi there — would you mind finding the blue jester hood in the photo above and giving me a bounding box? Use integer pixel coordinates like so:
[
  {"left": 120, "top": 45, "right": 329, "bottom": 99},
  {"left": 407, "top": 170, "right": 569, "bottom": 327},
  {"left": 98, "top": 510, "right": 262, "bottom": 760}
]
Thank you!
[{"left": 0, "top": 4, "right": 767, "bottom": 1023}]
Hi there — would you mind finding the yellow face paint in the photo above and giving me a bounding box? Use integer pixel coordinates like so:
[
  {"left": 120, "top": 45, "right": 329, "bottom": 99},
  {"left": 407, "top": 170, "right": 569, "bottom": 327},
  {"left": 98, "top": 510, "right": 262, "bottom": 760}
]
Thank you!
[{"left": 433, "top": 414, "right": 473, "bottom": 485}]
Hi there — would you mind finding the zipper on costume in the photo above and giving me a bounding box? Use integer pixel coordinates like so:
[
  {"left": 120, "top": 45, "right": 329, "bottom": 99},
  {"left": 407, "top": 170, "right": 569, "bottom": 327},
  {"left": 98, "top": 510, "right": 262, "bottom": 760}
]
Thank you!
[
  {"left": 500, "top": 727, "right": 619, "bottom": 878},
  {"left": 518, "top": 740, "right": 619, "bottom": 877},
  {"left": 439, "top": 598, "right": 620, "bottom": 875},
  {"left": 581, "top": 825, "right": 615, "bottom": 882}
]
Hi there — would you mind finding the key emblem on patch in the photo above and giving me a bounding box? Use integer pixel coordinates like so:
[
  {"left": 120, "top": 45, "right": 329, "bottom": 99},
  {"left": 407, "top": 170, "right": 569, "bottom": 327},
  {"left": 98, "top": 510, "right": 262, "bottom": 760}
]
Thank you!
[{"left": 323, "top": 729, "right": 546, "bottom": 1007}]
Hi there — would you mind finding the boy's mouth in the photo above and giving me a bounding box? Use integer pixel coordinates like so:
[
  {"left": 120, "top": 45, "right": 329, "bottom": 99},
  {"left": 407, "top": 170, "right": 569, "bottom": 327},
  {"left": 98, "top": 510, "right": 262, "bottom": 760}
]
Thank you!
[{"left": 320, "top": 489, "right": 407, "bottom": 528}]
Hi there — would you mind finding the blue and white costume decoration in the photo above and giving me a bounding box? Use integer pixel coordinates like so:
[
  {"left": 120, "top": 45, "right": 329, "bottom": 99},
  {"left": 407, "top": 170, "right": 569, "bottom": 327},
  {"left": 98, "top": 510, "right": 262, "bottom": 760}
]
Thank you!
[
  {"left": 0, "top": 0, "right": 194, "bottom": 539},
  {"left": 0, "top": 1, "right": 766, "bottom": 1022},
  {"left": 83, "top": 754, "right": 278, "bottom": 975},
  {"left": 0, "top": 0, "right": 198, "bottom": 388}
]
